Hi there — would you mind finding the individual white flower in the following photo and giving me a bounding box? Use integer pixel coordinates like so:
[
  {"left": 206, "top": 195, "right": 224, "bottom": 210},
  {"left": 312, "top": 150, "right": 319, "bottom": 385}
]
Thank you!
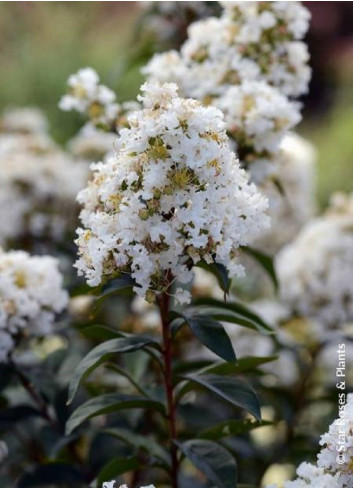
[
  {"left": 75, "top": 81, "right": 269, "bottom": 303},
  {"left": 60, "top": 67, "right": 140, "bottom": 132},
  {"left": 0, "top": 249, "right": 68, "bottom": 362},
  {"left": 0, "top": 134, "right": 89, "bottom": 246},
  {"left": 282, "top": 394, "right": 353, "bottom": 488},
  {"left": 0, "top": 107, "right": 49, "bottom": 135},
  {"left": 276, "top": 194, "right": 353, "bottom": 328},
  {"left": 254, "top": 133, "right": 317, "bottom": 252}
]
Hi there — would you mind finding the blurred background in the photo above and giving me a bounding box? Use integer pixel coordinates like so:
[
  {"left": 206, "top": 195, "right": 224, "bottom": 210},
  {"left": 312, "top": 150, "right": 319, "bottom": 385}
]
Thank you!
[{"left": 1, "top": 1, "right": 353, "bottom": 207}]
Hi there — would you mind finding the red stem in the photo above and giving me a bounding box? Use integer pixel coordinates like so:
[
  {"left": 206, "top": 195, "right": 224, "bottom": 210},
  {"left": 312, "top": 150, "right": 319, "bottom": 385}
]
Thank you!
[{"left": 157, "top": 276, "right": 179, "bottom": 488}]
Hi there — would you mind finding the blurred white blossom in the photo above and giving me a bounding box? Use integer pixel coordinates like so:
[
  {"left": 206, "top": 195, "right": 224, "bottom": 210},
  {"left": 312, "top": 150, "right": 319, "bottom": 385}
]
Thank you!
[
  {"left": 276, "top": 193, "right": 353, "bottom": 328},
  {"left": 0, "top": 249, "right": 68, "bottom": 362}
]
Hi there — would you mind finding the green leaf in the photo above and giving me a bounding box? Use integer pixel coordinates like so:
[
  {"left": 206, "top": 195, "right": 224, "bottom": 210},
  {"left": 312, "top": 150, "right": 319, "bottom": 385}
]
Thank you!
[
  {"left": 200, "top": 356, "right": 277, "bottom": 376},
  {"left": 96, "top": 276, "right": 136, "bottom": 304},
  {"left": 66, "top": 393, "right": 165, "bottom": 434},
  {"left": 180, "top": 374, "right": 261, "bottom": 420},
  {"left": 97, "top": 456, "right": 140, "bottom": 488},
  {"left": 199, "top": 419, "right": 272, "bottom": 440},
  {"left": 68, "top": 335, "right": 160, "bottom": 404},
  {"left": 172, "top": 312, "right": 236, "bottom": 362},
  {"left": 241, "top": 246, "right": 278, "bottom": 290},
  {"left": 195, "top": 261, "right": 231, "bottom": 295},
  {"left": 79, "top": 325, "right": 121, "bottom": 341},
  {"left": 192, "top": 297, "right": 273, "bottom": 333},
  {"left": 104, "top": 427, "right": 170, "bottom": 466},
  {"left": 176, "top": 439, "right": 237, "bottom": 488}
]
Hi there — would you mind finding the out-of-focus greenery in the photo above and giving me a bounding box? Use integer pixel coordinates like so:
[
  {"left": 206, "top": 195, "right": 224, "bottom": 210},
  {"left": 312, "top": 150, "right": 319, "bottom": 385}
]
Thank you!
[
  {"left": 1, "top": 2, "right": 352, "bottom": 204},
  {"left": 0, "top": 2, "right": 142, "bottom": 144}
]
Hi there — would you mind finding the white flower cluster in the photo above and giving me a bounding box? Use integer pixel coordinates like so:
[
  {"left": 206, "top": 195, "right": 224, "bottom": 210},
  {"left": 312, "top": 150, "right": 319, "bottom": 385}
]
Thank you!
[
  {"left": 255, "top": 133, "right": 317, "bottom": 252},
  {"left": 60, "top": 67, "right": 140, "bottom": 132},
  {"left": 283, "top": 394, "right": 353, "bottom": 488},
  {"left": 216, "top": 82, "right": 301, "bottom": 173},
  {"left": 75, "top": 81, "right": 269, "bottom": 304},
  {"left": 144, "top": 1, "right": 311, "bottom": 98},
  {"left": 0, "top": 129, "right": 89, "bottom": 246},
  {"left": 0, "top": 249, "right": 68, "bottom": 362},
  {"left": 143, "top": 2, "right": 309, "bottom": 181},
  {"left": 276, "top": 193, "right": 353, "bottom": 328}
]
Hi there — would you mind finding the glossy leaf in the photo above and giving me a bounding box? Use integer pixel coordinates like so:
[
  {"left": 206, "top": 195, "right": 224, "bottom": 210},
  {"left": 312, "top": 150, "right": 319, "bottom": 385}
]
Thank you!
[
  {"left": 97, "top": 456, "right": 140, "bottom": 488},
  {"left": 173, "top": 312, "right": 236, "bottom": 362},
  {"left": 176, "top": 439, "right": 237, "bottom": 488},
  {"left": 104, "top": 427, "right": 170, "bottom": 466},
  {"left": 192, "top": 297, "right": 273, "bottom": 333},
  {"left": 68, "top": 335, "right": 160, "bottom": 404},
  {"left": 195, "top": 261, "right": 231, "bottom": 295},
  {"left": 181, "top": 374, "right": 261, "bottom": 420},
  {"left": 66, "top": 393, "right": 166, "bottom": 434},
  {"left": 200, "top": 356, "right": 277, "bottom": 376},
  {"left": 79, "top": 325, "right": 121, "bottom": 341}
]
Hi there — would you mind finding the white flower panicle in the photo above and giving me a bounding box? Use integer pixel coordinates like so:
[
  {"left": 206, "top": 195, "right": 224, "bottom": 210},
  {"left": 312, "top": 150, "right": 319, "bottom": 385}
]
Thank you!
[
  {"left": 0, "top": 134, "right": 89, "bottom": 246},
  {"left": 282, "top": 393, "right": 353, "bottom": 488},
  {"left": 144, "top": 1, "right": 311, "bottom": 99},
  {"left": 0, "top": 249, "right": 68, "bottom": 362},
  {"left": 60, "top": 67, "right": 140, "bottom": 132},
  {"left": 75, "top": 82, "right": 269, "bottom": 304},
  {"left": 276, "top": 193, "right": 353, "bottom": 327},
  {"left": 103, "top": 482, "right": 154, "bottom": 488},
  {"left": 216, "top": 82, "right": 301, "bottom": 169},
  {"left": 143, "top": 2, "right": 310, "bottom": 181},
  {"left": 68, "top": 123, "right": 117, "bottom": 162}
]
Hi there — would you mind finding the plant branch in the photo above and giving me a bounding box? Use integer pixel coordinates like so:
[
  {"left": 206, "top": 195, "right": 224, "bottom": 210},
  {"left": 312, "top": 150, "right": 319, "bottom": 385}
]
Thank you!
[{"left": 157, "top": 272, "right": 179, "bottom": 488}]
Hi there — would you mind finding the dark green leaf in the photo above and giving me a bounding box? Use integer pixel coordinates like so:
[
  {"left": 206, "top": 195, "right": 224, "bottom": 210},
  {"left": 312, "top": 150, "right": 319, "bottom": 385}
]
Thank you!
[
  {"left": 180, "top": 374, "right": 261, "bottom": 420},
  {"left": 68, "top": 335, "right": 160, "bottom": 404},
  {"left": 192, "top": 297, "right": 273, "bottom": 333},
  {"left": 200, "top": 356, "right": 277, "bottom": 376},
  {"left": 195, "top": 261, "right": 231, "bottom": 295},
  {"left": 172, "top": 312, "right": 236, "bottom": 362},
  {"left": 104, "top": 427, "right": 170, "bottom": 466},
  {"left": 96, "top": 276, "right": 136, "bottom": 304},
  {"left": 199, "top": 419, "right": 272, "bottom": 440},
  {"left": 176, "top": 439, "right": 237, "bottom": 488},
  {"left": 97, "top": 456, "right": 140, "bottom": 488},
  {"left": 66, "top": 393, "right": 165, "bottom": 434},
  {"left": 79, "top": 325, "right": 121, "bottom": 341},
  {"left": 241, "top": 246, "right": 278, "bottom": 290}
]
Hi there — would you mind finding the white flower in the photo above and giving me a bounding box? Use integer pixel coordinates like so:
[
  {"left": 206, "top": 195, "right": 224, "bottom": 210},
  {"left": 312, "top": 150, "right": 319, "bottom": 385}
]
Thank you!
[
  {"left": 282, "top": 394, "right": 353, "bottom": 487},
  {"left": 0, "top": 249, "right": 68, "bottom": 362},
  {"left": 102, "top": 483, "right": 154, "bottom": 488},
  {"left": 276, "top": 194, "right": 353, "bottom": 327},
  {"left": 68, "top": 123, "right": 117, "bottom": 161},
  {"left": 75, "top": 81, "right": 269, "bottom": 303}
]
